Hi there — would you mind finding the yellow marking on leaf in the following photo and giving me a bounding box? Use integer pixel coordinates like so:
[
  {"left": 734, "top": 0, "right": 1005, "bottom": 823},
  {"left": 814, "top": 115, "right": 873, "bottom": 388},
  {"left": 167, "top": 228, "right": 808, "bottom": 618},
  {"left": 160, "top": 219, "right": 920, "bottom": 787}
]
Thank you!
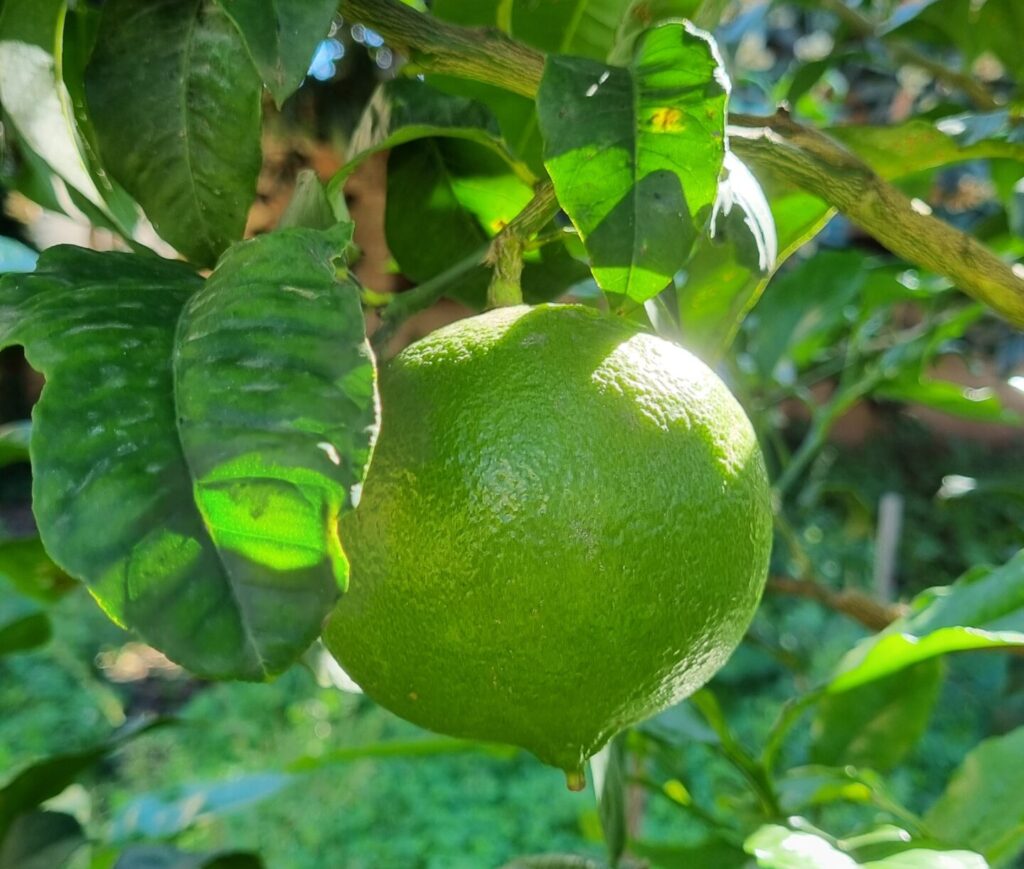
[{"left": 649, "top": 107, "right": 684, "bottom": 132}]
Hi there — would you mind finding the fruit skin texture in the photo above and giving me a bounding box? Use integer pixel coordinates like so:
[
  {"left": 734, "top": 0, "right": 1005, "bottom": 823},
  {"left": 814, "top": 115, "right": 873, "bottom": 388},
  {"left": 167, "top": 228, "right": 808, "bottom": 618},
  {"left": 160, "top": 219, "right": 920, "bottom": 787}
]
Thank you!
[{"left": 324, "top": 304, "right": 772, "bottom": 775}]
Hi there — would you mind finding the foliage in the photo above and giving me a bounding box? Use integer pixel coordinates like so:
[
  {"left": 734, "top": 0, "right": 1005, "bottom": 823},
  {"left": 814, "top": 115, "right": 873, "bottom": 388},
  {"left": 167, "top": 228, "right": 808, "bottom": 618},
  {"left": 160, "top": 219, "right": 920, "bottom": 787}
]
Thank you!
[{"left": 0, "top": 0, "right": 1022, "bottom": 866}]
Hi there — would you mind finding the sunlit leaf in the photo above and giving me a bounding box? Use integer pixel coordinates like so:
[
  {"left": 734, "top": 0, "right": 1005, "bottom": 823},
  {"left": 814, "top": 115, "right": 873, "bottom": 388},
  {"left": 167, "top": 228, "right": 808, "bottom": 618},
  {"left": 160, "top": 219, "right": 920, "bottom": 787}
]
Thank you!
[
  {"left": 745, "top": 824, "right": 858, "bottom": 869},
  {"left": 830, "top": 551, "right": 1024, "bottom": 693},
  {"left": 215, "top": 0, "right": 338, "bottom": 106},
  {"left": 538, "top": 22, "right": 728, "bottom": 306},
  {"left": 0, "top": 227, "right": 377, "bottom": 679},
  {"left": 86, "top": 0, "right": 263, "bottom": 266}
]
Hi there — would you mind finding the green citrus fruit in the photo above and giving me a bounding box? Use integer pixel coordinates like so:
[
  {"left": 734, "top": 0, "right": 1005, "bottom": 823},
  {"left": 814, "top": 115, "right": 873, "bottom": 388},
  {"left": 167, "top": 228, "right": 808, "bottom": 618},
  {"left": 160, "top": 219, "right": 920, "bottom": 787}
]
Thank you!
[{"left": 324, "top": 304, "right": 771, "bottom": 782}]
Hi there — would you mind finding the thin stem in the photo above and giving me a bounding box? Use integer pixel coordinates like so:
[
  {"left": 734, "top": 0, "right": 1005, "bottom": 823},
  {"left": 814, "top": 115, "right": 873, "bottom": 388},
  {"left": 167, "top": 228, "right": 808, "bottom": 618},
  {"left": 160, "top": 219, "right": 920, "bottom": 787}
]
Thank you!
[
  {"left": 767, "top": 576, "right": 907, "bottom": 631},
  {"left": 485, "top": 181, "right": 560, "bottom": 308}
]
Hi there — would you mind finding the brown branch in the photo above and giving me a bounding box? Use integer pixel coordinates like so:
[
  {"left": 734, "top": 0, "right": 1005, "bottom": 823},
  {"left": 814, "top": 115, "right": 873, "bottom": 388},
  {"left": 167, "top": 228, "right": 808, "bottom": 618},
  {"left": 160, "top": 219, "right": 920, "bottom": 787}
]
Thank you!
[
  {"left": 341, "top": 0, "right": 1024, "bottom": 327},
  {"left": 767, "top": 576, "right": 907, "bottom": 631}
]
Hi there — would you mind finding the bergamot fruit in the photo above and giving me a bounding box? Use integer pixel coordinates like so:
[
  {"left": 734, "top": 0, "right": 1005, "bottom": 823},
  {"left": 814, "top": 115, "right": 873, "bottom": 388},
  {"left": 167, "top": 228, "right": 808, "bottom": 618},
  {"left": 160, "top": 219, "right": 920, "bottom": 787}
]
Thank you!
[{"left": 324, "top": 303, "right": 771, "bottom": 785}]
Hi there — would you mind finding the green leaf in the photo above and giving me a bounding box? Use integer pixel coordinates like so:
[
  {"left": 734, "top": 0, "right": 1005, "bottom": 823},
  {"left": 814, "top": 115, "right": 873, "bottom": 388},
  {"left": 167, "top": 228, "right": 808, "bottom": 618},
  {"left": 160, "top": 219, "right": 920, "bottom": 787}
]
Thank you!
[
  {"left": 385, "top": 139, "right": 586, "bottom": 307},
  {"left": 85, "top": 0, "right": 263, "bottom": 267},
  {"left": 609, "top": 0, "right": 704, "bottom": 63},
  {"left": 874, "top": 377, "right": 1020, "bottom": 424},
  {"left": 0, "top": 811, "right": 84, "bottom": 869},
  {"left": 831, "top": 551, "right": 1024, "bottom": 693},
  {"left": 113, "top": 846, "right": 264, "bottom": 869},
  {"left": 0, "top": 229, "right": 377, "bottom": 679},
  {"left": 630, "top": 837, "right": 748, "bottom": 868},
  {"left": 863, "top": 852, "right": 989, "bottom": 869},
  {"left": 0, "top": 537, "right": 73, "bottom": 603},
  {"left": 215, "top": 0, "right": 337, "bottom": 106},
  {"left": 745, "top": 825, "right": 858, "bottom": 869},
  {"left": 0, "top": 719, "right": 167, "bottom": 841},
  {"left": 0, "top": 0, "right": 105, "bottom": 210},
  {"left": 811, "top": 660, "right": 942, "bottom": 773},
  {"left": 925, "top": 727, "right": 1024, "bottom": 866},
  {"left": 0, "top": 582, "right": 49, "bottom": 657},
  {"left": 329, "top": 78, "right": 528, "bottom": 195},
  {"left": 501, "top": 857, "right": 606, "bottom": 869},
  {"left": 829, "top": 114, "right": 1024, "bottom": 181},
  {"left": 278, "top": 169, "right": 344, "bottom": 232},
  {"left": 510, "top": 0, "right": 628, "bottom": 59},
  {"left": 538, "top": 22, "right": 729, "bottom": 305}
]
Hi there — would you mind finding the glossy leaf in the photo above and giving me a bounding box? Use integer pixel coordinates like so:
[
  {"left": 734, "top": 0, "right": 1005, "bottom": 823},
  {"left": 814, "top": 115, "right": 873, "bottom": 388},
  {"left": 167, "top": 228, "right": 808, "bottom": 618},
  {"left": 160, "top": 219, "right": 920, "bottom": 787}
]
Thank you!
[
  {"left": 924, "top": 726, "right": 1024, "bottom": 866},
  {"left": 0, "top": 0, "right": 103, "bottom": 209},
  {"left": 0, "top": 810, "right": 84, "bottom": 869},
  {"left": 831, "top": 551, "right": 1024, "bottom": 693},
  {"left": 538, "top": 22, "right": 729, "bottom": 305},
  {"left": 811, "top": 661, "right": 942, "bottom": 772},
  {"left": 215, "top": 0, "right": 337, "bottom": 106},
  {"left": 745, "top": 825, "right": 858, "bottom": 869},
  {"left": 113, "top": 846, "right": 264, "bottom": 869},
  {"left": 86, "top": 0, "right": 263, "bottom": 267},
  {"left": 0, "top": 229, "right": 377, "bottom": 679}
]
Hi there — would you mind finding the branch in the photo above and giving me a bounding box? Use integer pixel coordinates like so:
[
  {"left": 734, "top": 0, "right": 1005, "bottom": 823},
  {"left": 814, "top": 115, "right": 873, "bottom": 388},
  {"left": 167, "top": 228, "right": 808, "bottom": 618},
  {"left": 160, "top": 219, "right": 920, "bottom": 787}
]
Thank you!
[
  {"left": 341, "top": 0, "right": 1024, "bottom": 327},
  {"left": 729, "top": 110, "right": 1024, "bottom": 326},
  {"left": 340, "top": 0, "right": 543, "bottom": 96},
  {"left": 767, "top": 576, "right": 906, "bottom": 631},
  {"left": 484, "top": 181, "right": 559, "bottom": 307},
  {"left": 818, "top": 0, "right": 1001, "bottom": 111}
]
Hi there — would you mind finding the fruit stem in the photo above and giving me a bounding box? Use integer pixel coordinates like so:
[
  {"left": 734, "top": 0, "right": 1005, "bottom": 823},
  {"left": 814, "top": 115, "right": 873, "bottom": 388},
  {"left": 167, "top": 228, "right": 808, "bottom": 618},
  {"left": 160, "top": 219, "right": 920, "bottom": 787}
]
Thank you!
[
  {"left": 565, "top": 767, "right": 587, "bottom": 792},
  {"left": 485, "top": 181, "right": 561, "bottom": 309}
]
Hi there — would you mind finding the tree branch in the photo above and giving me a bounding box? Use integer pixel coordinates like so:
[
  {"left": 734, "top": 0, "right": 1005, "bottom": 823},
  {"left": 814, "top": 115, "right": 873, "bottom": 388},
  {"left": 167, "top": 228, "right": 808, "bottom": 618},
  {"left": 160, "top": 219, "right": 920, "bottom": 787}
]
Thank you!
[
  {"left": 767, "top": 576, "right": 906, "bottom": 631},
  {"left": 341, "top": 0, "right": 1024, "bottom": 327},
  {"left": 729, "top": 110, "right": 1024, "bottom": 326},
  {"left": 485, "top": 181, "right": 559, "bottom": 307}
]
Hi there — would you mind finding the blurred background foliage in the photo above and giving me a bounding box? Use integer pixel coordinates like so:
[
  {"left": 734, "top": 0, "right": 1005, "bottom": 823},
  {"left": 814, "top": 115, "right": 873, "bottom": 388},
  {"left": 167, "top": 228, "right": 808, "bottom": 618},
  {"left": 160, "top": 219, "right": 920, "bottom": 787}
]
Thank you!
[{"left": 1, "top": 0, "right": 1023, "bottom": 866}]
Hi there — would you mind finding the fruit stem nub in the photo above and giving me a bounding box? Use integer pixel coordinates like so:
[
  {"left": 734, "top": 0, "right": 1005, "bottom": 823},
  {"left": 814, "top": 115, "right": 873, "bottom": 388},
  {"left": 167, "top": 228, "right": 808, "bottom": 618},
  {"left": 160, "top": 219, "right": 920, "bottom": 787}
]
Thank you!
[{"left": 565, "top": 767, "right": 587, "bottom": 792}]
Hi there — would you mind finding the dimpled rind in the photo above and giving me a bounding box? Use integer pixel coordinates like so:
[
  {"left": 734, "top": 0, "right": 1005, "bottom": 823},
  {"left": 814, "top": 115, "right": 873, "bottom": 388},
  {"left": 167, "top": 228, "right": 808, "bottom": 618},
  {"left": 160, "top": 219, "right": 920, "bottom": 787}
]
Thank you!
[{"left": 324, "top": 304, "right": 772, "bottom": 773}]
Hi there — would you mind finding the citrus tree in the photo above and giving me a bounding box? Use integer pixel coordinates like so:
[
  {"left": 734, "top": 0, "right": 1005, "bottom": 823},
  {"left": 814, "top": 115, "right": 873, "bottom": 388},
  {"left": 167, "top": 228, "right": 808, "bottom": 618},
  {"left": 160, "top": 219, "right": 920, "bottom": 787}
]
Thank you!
[{"left": 0, "top": 0, "right": 1023, "bottom": 866}]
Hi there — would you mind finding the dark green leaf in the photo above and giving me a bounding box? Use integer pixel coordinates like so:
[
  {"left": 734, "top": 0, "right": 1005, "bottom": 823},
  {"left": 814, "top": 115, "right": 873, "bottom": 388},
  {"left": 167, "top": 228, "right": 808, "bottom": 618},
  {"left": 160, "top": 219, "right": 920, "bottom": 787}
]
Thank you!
[
  {"left": 924, "top": 726, "right": 1024, "bottom": 866},
  {"left": 831, "top": 551, "right": 1024, "bottom": 693},
  {"left": 385, "top": 139, "right": 585, "bottom": 307},
  {"left": 110, "top": 773, "right": 291, "bottom": 842},
  {"left": 113, "top": 846, "right": 264, "bottom": 869},
  {"left": 0, "top": 537, "right": 73, "bottom": 603},
  {"left": 0, "top": 229, "right": 377, "bottom": 679},
  {"left": 0, "top": 719, "right": 167, "bottom": 841},
  {"left": 0, "top": 811, "right": 84, "bottom": 869},
  {"left": 811, "top": 660, "right": 942, "bottom": 772},
  {"left": 538, "top": 22, "right": 729, "bottom": 305},
  {"left": 510, "top": 0, "right": 628, "bottom": 59},
  {"left": 0, "top": 582, "right": 49, "bottom": 657},
  {"left": 216, "top": 0, "right": 337, "bottom": 106},
  {"left": 86, "top": 0, "right": 263, "bottom": 266}
]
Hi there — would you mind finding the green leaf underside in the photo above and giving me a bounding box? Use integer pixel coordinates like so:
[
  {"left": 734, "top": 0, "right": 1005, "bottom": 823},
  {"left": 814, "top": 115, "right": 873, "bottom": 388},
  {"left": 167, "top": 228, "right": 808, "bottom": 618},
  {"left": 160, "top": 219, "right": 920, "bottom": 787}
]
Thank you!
[
  {"left": 0, "top": 229, "right": 376, "bottom": 679},
  {"left": 86, "top": 0, "right": 262, "bottom": 267},
  {"left": 328, "top": 78, "right": 527, "bottom": 198},
  {"left": 538, "top": 21, "right": 729, "bottom": 304},
  {"left": 831, "top": 550, "right": 1024, "bottom": 693},
  {"left": 215, "top": 0, "right": 337, "bottom": 107},
  {"left": 0, "top": 0, "right": 104, "bottom": 208}
]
